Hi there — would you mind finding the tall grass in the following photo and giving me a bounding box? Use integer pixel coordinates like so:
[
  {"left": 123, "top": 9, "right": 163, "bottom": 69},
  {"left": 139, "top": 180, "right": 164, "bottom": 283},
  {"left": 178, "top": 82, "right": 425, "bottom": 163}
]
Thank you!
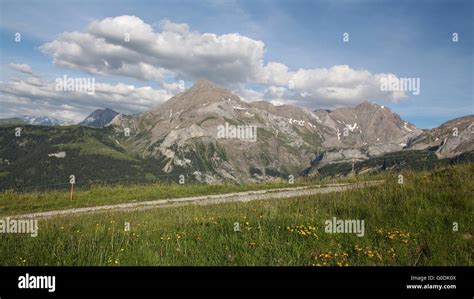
[
  {"left": 0, "top": 175, "right": 368, "bottom": 216},
  {"left": 0, "top": 164, "right": 472, "bottom": 266}
]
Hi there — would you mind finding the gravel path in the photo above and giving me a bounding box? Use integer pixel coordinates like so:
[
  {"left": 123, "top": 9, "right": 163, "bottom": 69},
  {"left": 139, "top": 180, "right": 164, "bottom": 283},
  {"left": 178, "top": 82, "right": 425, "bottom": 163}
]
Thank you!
[{"left": 11, "top": 181, "right": 384, "bottom": 219}]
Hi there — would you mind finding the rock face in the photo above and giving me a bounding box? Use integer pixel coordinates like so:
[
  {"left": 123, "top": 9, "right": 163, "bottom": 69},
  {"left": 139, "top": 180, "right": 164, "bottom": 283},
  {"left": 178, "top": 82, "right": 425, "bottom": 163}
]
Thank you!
[
  {"left": 107, "top": 80, "right": 472, "bottom": 181},
  {"left": 306, "top": 113, "right": 474, "bottom": 175},
  {"left": 406, "top": 115, "right": 474, "bottom": 158},
  {"left": 314, "top": 102, "right": 421, "bottom": 148},
  {"left": 308, "top": 102, "right": 423, "bottom": 170},
  {"left": 80, "top": 108, "right": 119, "bottom": 128},
  {"left": 111, "top": 80, "right": 325, "bottom": 182}
]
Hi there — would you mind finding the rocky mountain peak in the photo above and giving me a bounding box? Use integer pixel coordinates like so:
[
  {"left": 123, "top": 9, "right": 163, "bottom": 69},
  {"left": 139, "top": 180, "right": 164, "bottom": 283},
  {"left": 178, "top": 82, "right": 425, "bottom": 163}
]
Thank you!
[
  {"left": 192, "top": 79, "right": 219, "bottom": 90},
  {"left": 156, "top": 79, "right": 246, "bottom": 114},
  {"left": 356, "top": 100, "right": 375, "bottom": 109},
  {"left": 80, "top": 108, "right": 119, "bottom": 128}
]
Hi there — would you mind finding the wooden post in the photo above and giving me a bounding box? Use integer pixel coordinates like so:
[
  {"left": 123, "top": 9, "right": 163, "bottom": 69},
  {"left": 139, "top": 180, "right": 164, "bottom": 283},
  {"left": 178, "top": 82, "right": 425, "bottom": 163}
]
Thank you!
[
  {"left": 69, "top": 175, "right": 75, "bottom": 200},
  {"left": 70, "top": 183, "right": 74, "bottom": 200}
]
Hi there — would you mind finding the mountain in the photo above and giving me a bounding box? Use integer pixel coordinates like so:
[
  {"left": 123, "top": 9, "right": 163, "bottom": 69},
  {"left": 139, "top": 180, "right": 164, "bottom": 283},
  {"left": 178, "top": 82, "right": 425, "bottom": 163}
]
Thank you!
[
  {"left": 305, "top": 114, "right": 474, "bottom": 176},
  {"left": 0, "top": 117, "right": 26, "bottom": 126},
  {"left": 19, "top": 115, "right": 65, "bottom": 126},
  {"left": 313, "top": 101, "right": 421, "bottom": 148},
  {"left": 0, "top": 80, "right": 472, "bottom": 189},
  {"left": 0, "top": 125, "right": 160, "bottom": 190},
  {"left": 406, "top": 115, "right": 474, "bottom": 158},
  {"left": 109, "top": 79, "right": 325, "bottom": 182},
  {"left": 306, "top": 102, "right": 423, "bottom": 172},
  {"left": 80, "top": 108, "right": 119, "bottom": 128},
  {"left": 107, "top": 80, "right": 469, "bottom": 183}
]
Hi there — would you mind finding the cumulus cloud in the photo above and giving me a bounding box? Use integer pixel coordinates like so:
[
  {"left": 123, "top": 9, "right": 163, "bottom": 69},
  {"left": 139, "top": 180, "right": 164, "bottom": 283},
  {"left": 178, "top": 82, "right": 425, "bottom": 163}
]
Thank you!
[
  {"left": 39, "top": 15, "right": 407, "bottom": 109},
  {"left": 254, "top": 64, "right": 407, "bottom": 108},
  {"left": 0, "top": 69, "right": 176, "bottom": 122},
  {"left": 40, "top": 15, "right": 265, "bottom": 85}
]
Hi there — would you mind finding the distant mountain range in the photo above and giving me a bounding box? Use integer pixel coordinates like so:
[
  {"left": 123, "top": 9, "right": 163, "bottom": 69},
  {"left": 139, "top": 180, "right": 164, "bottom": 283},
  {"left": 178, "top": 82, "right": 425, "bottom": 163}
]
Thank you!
[
  {"left": 0, "top": 115, "right": 67, "bottom": 126},
  {"left": 0, "top": 109, "right": 121, "bottom": 128},
  {"left": 0, "top": 79, "right": 472, "bottom": 189}
]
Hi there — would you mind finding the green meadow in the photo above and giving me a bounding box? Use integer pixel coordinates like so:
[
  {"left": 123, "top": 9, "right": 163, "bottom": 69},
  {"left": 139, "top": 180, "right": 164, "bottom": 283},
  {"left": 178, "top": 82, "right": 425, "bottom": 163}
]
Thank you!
[{"left": 0, "top": 164, "right": 472, "bottom": 266}]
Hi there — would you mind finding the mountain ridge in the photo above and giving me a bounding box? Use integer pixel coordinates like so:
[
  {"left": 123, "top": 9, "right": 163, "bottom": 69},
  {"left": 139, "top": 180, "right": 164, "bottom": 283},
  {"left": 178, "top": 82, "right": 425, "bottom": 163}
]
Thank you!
[
  {"left": 0, "top": 80, "right": 472, "bottom": 187},
  {"left": 80, "top": 108, "right": 119, "bottom": 128},
  {"left": 107, "top": 80, "right": 473, "bottom": 181}
]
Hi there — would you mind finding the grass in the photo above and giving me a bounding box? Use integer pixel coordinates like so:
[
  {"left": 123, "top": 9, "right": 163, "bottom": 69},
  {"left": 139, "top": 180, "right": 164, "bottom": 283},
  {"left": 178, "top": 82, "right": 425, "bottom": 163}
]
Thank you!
[
  {"left": 0, "top": 163, "right": 472, "bottom": 266},
  {"left": 0, "top": 176, "right": 360, "bottom": 216},
  {"left": 54, "top": 136, "right": 136, "bottom": 161}
]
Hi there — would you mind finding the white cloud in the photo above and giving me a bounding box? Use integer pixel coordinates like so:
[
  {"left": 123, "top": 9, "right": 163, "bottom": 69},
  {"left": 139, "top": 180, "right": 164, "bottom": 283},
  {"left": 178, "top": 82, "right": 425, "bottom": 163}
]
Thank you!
[
  {"left": 0, "top": 70, "right": 176, "bottom": 122},
  {"left": 12, "top": 15, "right": 410, "bottom": 116},
  {"left": 40, "top": 15, "right": 265, "bottom": 85},
  {"left": 159, "top": 19, "right": 190, "bottom": 34}
]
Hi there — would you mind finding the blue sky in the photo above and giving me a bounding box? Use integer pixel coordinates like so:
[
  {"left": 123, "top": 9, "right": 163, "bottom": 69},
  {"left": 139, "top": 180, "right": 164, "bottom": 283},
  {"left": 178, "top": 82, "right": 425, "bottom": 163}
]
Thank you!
[{"left": 0, "top": 0, "right": 472, "bottom": 127}]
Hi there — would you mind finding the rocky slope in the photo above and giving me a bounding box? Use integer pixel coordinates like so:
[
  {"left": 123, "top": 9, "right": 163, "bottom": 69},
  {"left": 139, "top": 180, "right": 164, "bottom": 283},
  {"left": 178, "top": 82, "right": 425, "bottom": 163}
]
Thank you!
[
  {"left": 0, "top": 80, "right": 472, "bottom": 188},
  {"left": 107, "top": 80, "right": 469, "bottom": 182},
  {"left": 307, "top": 102, "right": 423, "bottom": 172},
  {"left": 406, "top": 115, "right": 474, "bottom": 158},
  {"left": 80, "top": 108, "right": 119, "bottom": 128},
  {"left": 306, "top": 114, "right": 474, "bottom": 176},
  {"left": 109, "top": 80, "right": 328, "bottom": 182}
]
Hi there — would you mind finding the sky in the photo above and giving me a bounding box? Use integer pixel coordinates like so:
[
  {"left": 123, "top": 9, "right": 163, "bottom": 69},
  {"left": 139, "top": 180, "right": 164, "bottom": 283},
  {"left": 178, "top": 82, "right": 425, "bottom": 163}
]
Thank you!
[{"left": 0, "top": 0, "right": 472, "bottom": 128}]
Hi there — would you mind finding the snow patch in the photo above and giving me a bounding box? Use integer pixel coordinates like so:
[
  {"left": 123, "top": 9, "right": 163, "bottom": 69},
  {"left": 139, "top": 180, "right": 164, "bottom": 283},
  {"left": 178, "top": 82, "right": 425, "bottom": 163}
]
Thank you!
[
  {"left": 288, "top": 118, "right": 305, "bottom": 127},
  {"left": 346, "top": 122, "right": 358, "bottom": 132},
  {"left": 403, "top": 122, "right": 412, "bottom": 132}
]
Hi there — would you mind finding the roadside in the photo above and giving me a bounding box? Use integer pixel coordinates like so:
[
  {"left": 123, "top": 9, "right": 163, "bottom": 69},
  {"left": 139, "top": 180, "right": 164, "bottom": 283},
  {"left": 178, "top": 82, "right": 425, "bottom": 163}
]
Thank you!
[{"left": 10, "top": 181, "right": 384, "bottom": 219}]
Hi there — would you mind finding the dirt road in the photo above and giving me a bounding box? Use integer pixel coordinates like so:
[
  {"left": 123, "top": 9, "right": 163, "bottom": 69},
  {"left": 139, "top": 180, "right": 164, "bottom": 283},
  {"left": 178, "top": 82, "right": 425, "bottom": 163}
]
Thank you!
[{"left": 12, "top": 181, "right": 383, "bottom": 219}]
